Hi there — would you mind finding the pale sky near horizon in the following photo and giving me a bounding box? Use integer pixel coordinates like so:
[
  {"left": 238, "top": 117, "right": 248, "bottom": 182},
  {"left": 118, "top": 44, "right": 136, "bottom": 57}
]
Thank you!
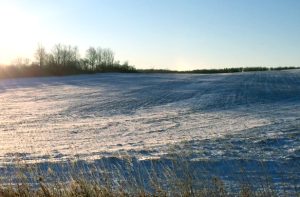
[{"left": 0, "top": 0, "right": 299, "bottom": 70}]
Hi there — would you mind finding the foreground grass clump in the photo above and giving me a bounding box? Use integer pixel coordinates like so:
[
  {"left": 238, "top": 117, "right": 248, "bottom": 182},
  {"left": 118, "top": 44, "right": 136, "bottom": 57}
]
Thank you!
[
  {"left": 0, "top": 178, "right": 282, "bottom": 197},
  {"left": 0, "top": 157, "right": 298, "bottom": 196}
]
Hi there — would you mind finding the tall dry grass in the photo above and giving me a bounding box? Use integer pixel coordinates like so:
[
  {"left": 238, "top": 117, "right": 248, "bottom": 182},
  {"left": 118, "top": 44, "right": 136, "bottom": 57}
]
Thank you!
[{"left": 0, "top": 155, "right": 298, "bottom": 197}]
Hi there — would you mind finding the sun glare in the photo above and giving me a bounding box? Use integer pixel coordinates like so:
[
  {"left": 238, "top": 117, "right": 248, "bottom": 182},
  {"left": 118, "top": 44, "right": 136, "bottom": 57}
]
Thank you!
[{"left": 0, "top": 3, "right": 40, "bottom": 63}]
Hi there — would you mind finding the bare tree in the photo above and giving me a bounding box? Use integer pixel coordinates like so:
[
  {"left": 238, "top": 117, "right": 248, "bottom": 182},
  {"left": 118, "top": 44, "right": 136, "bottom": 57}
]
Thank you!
[
  {"left": 72, "top": 46, "right": 80, "bottom": 62},
  {"left": 13, "top": 57, "right": 31, "bottom": 66},
  {"left": 50, "top": 44, "right": 79, "bottom": 66},
  {"left": 86, "top": 47, "right": 97, "bottom": 70},
  {"left": 52, "top": 44, "right": 63, "bottom": 65},
  {"left": 102, "top": 48, "right": 114, "bottom": 66},
  {"left": 96, "top": 47, "right": 102, "bottom": 66},
  {"left": 35, "top": 43, "right": 47, "bottom": 67}
]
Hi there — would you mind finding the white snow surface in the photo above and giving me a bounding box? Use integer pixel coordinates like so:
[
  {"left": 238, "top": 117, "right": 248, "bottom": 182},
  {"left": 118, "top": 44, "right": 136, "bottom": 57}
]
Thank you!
[{"left": 0, "top": 71, "right": 300, "bottom": 164}]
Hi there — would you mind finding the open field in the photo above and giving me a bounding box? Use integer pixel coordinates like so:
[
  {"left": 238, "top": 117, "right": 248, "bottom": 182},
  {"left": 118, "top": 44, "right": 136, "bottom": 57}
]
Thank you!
[{"left": 0, "top": 70, "right": 299, "bottom": 195}]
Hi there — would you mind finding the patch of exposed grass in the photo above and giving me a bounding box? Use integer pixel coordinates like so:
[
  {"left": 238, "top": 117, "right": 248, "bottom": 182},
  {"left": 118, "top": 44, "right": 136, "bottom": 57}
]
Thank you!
[{"left": 0, "top": 157, "right": 298, "bottom": 197}]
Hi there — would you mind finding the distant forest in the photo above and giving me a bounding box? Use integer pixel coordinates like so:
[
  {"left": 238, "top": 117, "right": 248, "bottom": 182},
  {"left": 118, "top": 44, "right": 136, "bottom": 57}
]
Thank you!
[{"left": 0, "top": 44, "right": 299, "bottom": 79}]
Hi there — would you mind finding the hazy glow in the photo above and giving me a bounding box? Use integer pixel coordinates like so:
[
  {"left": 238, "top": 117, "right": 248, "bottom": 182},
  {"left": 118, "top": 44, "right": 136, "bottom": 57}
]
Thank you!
[
  {"left": 0, "top": 0, "right": 300, "bottom": 69},
  {"left": 0, "top": 3, "right": 39, "bottom": 63}
]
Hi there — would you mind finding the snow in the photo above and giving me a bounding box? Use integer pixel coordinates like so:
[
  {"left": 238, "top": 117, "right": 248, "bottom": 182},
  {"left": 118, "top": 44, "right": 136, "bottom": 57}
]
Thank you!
[{"left": 0, "top": 71, "right": 300, "bottom": 165}]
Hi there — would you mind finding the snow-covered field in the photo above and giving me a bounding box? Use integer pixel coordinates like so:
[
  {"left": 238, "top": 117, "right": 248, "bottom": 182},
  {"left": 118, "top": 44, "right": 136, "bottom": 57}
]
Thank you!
[
  {"left": 0, "top": 71, "right": 299, "bottom": 189},
  {"left": 0, "top": 71, "right": 300, "bottom": 162}
]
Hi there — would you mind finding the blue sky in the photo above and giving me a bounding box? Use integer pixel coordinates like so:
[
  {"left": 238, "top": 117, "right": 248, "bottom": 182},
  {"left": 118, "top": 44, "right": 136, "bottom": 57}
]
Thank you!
[{"left": 0, "top": 0, "right": 299, "bottom": 70}]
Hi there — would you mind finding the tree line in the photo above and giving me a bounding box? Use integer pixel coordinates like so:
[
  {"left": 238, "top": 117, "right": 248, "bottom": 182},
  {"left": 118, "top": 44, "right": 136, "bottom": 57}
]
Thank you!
[
  {"left": 139, "top": 67, "right": 299, "bottom": 74},
  {"left": 0, "top": 44, "right": 137, "bottom": 79},
  {"left": 0, "top": 43, "right": 299, "bottom": 79},
  {"left": 36, "top": 44, "right": 136, "bottom": 73}
]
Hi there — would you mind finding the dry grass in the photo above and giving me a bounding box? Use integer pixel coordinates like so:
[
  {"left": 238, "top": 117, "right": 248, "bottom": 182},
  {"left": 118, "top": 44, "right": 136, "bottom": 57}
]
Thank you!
[
  {"left": 0, "top": 178, "right": 292, "bottom": 197},
  {"left": 0, "top": 158, "right": 298, "bottom": 197}
]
